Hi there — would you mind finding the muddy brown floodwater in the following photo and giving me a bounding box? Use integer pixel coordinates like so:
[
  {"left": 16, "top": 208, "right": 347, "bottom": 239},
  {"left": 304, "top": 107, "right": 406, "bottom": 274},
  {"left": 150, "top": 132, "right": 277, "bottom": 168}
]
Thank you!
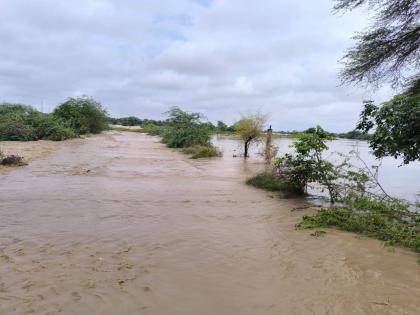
[{"left": 0, "top": 132, "right": 419, "bottom": 315}]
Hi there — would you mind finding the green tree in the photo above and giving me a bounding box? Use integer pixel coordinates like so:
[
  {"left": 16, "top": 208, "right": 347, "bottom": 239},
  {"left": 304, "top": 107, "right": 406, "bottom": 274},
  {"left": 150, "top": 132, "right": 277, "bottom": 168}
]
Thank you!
[
  {"left": 357, "top": 95, "right": 420, "bottom": 164},
  {"left": 162, "top": 106, "right": 212, "bottom": 148},
  {"left": 234, "top": 113, "right": 267, "bottom": 158},
  {"left": 276, "top": 126, "right": 339, "bottom": 201},
  {"left": 336, "top": 0, "right": 420, "bottom": 163},
  {"left": 53, "top": 97, "right": 109, "bottom": 134}
]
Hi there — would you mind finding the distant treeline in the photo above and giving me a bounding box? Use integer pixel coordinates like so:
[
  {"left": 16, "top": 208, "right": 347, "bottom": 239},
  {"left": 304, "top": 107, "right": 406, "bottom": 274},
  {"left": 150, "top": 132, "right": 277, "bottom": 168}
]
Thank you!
[
  {"left": 110, "top": 116, "right": 235, "bottom": 134},
  {"left": 275, "top": 128, "right": 372, "bottom": 141}
]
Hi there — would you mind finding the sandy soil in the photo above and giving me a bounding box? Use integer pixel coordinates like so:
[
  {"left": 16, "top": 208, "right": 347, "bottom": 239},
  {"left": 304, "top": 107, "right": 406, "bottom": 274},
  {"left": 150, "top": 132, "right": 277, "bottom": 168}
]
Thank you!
[
  {"left": 0, "top": 138, "right": 82, "bottom": 172},
  {"left": 0, "top": 132, "right": 419, "bottom": 315}
]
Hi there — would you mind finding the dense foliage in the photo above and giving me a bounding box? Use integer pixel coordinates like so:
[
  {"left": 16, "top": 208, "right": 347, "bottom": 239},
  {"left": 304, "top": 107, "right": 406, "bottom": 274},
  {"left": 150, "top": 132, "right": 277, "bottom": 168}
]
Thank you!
[
  {"left": 357, "top": 95, "right": 420, "bottom": 164},
  {"left": 110, "top": 116, "right": 166, "bottom": 127},
  {"left": 0, "top": 103, "right": 76, "bottom": 141},
  {"left": 335, "top": 129, "right": 371, "bottom": 140},
  {"left": 53, "top": 97, "right": 109, "bottom": 134},
  {"left": 275, "top": 126, "right": 339, "bottom": 200},
  {"left": 161, "top": 107, "right": 212, "bottom": 148},
  {"left": 216, "top": 120, "right": 235, "bottom": 133},
  {"left": 142, "top": 107, "right": 219, "bottom": 159}
]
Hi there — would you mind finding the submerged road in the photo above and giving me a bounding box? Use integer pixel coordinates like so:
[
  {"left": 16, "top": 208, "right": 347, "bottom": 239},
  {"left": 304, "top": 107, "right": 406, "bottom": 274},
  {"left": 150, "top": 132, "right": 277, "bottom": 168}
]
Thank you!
[{"left": 0, "top": 132, "right": 419, "bottom": 314}]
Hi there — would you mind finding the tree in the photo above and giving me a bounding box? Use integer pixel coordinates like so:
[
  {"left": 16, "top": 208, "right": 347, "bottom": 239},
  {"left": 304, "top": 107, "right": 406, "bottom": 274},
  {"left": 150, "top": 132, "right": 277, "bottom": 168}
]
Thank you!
[
  {"left": 275, "top": 126, "right": 339, "bottom": 201},
  {"left": 53, "top": 97, "right": 109, "bottom": 134},
  {"left": 357, "top": 95, "right": 420, "bottom": 164},
  {"left": 336, "top": 0, "right": 420, "bottom": 164},
  {"left": 162, "top": 106, "right": 212, "bottom": 148},
  {"left": 334, "top": 0, "right": 419, "bottom": 88},
  {"left": 234, "top": 113, "right": 267, "bottom": 158}
]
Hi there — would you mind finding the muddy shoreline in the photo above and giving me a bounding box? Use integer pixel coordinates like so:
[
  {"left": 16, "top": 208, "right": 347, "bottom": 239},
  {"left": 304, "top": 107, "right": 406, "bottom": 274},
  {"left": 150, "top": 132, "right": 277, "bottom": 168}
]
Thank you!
[{"left": 0, "top": 132, "right": 419, "bottom": 314}]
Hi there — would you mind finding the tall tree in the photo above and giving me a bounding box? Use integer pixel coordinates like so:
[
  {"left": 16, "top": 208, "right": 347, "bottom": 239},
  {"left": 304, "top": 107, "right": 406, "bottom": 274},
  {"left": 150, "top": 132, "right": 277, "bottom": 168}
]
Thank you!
[
  {"left": 336, "top": 0, "right": 420, "bottom": 164},
  {"left": 334, "top": 0, "right": 419, "bottom": 89}
]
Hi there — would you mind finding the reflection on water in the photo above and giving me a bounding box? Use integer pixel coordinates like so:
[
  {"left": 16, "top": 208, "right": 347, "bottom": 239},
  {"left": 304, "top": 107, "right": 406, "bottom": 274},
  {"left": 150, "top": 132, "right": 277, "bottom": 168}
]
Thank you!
[{"left": 213, "top": 136, "right": 420, "bottom": 202}]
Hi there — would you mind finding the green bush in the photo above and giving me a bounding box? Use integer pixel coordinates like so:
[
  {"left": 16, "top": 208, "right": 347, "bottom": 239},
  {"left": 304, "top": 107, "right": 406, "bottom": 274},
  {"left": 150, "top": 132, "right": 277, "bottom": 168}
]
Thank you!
[
  {"left": 161, "top": 107, "right": 212, "bottom": 148},
  {"left": 143, "top": 123, "right": 166, "bottom": 136},
  {"left": 246, "top": 172, "right": 303, "bottom": 194},
  {"left": 182, "top": 145, "right": 219, "bottom": 159},
  {"left": 53, "top": 97, "right": 109, "bottom": 134},
  {"left": 297, "top": 197, "right": 420, "bottom": 252},
  {"left": 0, "top": 103, "right": 76, "bottom": 141}
]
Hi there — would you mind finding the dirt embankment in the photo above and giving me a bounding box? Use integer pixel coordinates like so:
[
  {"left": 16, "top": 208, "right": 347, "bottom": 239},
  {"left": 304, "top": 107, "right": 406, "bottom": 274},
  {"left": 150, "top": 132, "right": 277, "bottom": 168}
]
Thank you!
[{"left": 0, "top": 132, "right": 419, "bottom": 315}]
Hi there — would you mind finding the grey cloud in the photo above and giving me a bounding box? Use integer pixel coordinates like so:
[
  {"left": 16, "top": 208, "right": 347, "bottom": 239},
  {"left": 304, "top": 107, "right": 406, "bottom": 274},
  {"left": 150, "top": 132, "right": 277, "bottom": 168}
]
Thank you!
[{"left": 0, "top": 0, "right": 393, "bottom": 131}]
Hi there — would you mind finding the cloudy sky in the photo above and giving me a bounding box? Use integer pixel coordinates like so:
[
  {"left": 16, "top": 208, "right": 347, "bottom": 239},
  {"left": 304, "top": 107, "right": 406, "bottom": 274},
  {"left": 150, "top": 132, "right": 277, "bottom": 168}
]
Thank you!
[{"left": 0, "top": 0, "right": 394, "bottom": 131}]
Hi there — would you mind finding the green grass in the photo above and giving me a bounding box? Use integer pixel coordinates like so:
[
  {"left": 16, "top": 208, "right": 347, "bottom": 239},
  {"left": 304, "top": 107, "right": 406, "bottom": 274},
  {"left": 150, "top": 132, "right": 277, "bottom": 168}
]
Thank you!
[{"left": 297, "top": 197, "right": 420, "bottom": 253}]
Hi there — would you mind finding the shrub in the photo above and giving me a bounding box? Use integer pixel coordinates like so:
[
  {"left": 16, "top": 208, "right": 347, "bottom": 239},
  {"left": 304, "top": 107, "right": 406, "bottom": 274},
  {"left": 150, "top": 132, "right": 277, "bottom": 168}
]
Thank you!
[
  {"left": 0, "top": 151, "right": 26, "bottom": 166},
  {"left": 0, "top": 103, "right": 76, "bottom": 141},
  {"left": 274, "top": 126, "right": 339, "bottom": 201},
  {"left": 246, "top": 171, "right": 303, "bottom": 194},
  {"left": 161, "top": 107, "right": 211, "bottom": 148},
  {"left": 182, "top": 145, "right": 219, "bottom": 159},
  {"left": 143, "top": 123, "right": 166, "bottom": 136},
  {"left": 297, "top": 196, "right": 420, "bottom": 252},
  {"left": 53, "top": 97, "right": 109, "bottom": 134}
]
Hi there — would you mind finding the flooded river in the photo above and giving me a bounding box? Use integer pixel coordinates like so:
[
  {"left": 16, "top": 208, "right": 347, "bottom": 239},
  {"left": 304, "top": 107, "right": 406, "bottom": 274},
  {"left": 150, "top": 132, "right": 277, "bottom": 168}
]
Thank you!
[
  {"left": 0, "top": 132, "right": 419, "bottom": 314},
  {"left": 213, "top": 135, "right": 420, "bottom": 202}
]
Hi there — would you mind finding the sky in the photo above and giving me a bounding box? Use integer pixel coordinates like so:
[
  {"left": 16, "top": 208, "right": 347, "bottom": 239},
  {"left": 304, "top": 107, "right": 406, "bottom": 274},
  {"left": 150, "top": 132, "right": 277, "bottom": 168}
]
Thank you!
[{"left": 0, "top": 0, "right": 395, "bottom": 132}]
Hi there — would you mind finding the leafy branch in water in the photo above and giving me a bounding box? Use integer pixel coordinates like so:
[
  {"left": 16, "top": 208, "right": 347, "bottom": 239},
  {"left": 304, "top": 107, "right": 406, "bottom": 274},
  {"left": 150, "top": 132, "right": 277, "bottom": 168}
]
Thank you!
[{"left": 248, "top": 124, "right": 420, "bottom": 253}]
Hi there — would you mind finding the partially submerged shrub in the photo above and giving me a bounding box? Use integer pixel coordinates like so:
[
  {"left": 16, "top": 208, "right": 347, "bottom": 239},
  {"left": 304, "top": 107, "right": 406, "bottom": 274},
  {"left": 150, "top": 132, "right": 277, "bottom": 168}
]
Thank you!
[
  {"left": 0, "top": 151, "right": 26, "bottom": 166},
  {"left": 53, "top": 97, "right": 109, "bottom": 134},
  {"left": 246, "top": 171, "right": 303, "bottom": 194},
  {"left": 182, "top": 145, "right": 220, "bottom": 159},
  {"left": 297, "top": 196, "right": 420, "bottom": 252}
]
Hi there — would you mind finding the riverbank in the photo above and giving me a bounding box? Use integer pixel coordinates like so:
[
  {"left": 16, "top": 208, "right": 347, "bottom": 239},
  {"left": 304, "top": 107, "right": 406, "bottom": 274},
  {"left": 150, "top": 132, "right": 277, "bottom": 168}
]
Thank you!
[
  {"left": 0, "top": 138, "right": 83, "bottom": 172},
  {"left": 0, "top": 132, "right": 419, "bottom": 314}
]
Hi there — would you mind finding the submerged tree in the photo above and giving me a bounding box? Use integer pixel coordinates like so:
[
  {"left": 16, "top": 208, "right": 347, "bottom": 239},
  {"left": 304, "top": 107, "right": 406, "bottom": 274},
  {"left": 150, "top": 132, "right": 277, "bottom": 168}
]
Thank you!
[
  {"left": 234, "top": 113, "right": 267, "bottom": 158},
  {"left": 275, "top": 126, "right": 339, "bottom": 201}
]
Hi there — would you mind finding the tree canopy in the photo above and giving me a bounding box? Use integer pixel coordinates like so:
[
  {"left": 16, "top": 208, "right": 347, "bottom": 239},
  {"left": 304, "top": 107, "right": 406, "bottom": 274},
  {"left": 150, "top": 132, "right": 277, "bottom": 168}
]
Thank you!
[
  {"left": 357, "top": 95, "right": 420, "bottom": 164},
  {"left": 334, "top": 0, "right": 419, "bottom": 89},
  {"left": 234, "top": 113, "right": 267, "bottom": 158}
]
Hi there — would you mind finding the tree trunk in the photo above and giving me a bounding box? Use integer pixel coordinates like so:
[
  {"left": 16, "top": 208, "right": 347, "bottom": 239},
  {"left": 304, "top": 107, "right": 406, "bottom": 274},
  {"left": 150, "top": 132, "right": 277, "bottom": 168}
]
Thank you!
[{"left": 244, "top": 139, "right": 250, "bottom": 158}]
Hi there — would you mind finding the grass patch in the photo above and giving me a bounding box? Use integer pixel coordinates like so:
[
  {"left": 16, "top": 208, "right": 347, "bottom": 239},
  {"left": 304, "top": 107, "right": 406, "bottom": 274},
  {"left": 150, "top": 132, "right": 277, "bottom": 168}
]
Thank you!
[
  {"left": 246, "top": 172, "right": 303, "bottom": 194},
  {"left": 297, "top": 197, "right": 420, "bottom": 253},
  {"left": 182, "top": 145, "right": 220, "bottom": 159}
]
